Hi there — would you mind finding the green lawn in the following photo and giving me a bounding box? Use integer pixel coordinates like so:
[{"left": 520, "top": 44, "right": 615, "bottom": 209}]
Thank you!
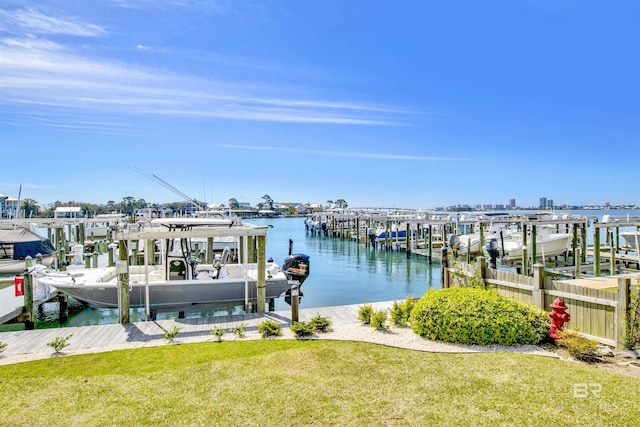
[{"left": 0, "top": 340, "right": 637, "bottom": 426}]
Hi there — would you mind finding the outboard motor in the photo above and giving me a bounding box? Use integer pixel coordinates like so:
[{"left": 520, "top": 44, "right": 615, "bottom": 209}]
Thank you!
[
  {"left": 367, "top": 228, "right": 376, "bottom": 247},
  {"left": 283, "top": 253, "right": 310, "bottom": 305},
  {"left": 448, "top": 235, "right": 460, "bottom": 257},
  {"left": 485, "top": 238, "right": 500, "bottom": 269}
]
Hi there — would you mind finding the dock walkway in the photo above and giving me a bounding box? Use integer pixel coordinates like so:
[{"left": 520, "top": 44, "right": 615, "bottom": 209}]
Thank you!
[
  {"left": 0, "top": 283, "right": 58, "bottom": 325},
  {"left": 0, "top": 301, "right": 395, "bottom": 365}
]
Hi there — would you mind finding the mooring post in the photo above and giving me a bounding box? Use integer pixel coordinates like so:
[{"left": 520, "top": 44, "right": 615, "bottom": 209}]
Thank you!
[
  {"left": 531, "top": 225, "right": 537, "bottom": 264},
  {"left": 594, "top": 226, "right": 601, "bottom": 276},
  {"left": 574, "top": 247, "right": 581, "bottom": 279},
  {"left": 479, "top": 222, "right": 485, "bottom": 257},
  {"left": 58, "top": 294, "right": 68, "bottom": 324},
  {"left": 291, "top": 282, "right": 299, "bottom": 323},
  {"left": 477, "top": 256, "right": 487, "bottom": 286},
  {"left": 441, "top": 246, "right": 449, "bottom": 288},
  {"left": 572, "top": 225, "right": 579, "bottom": 267},
  {"left": 256, "top": 235, "right": 266, "bottom": 312},
  {"left": 428, "top": 224, "right": 433, "bottom": 264},
  {"left": 24, "top": 256, "right": 34, "bottom": 330},
  {"left": 581, "top": 224, "right": 588, "bottom": 263},
  {"left": 406, "top": 222, "right": 411, "bottom": 258},
  {"left": 118, "top": 240, "right": 130, "bottom": 324},
  {"left": 92, "top": 252, "right": 98, "bottom": 268},
  {"left": 206, "top": 237, "right": 214, "bottom": 264},
  {"left": 609, "top": 229, "right": 616, "bottom": 274},
  {"left": 59, "top": 247, "right": 66, "bottom": 272}
]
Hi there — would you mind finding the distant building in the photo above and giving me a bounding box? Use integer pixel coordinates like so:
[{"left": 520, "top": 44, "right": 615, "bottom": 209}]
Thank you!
[
  {"left": 54, "top": 206, "right": 83, "bottom": 219},
  {"left": 0, "top": 194, "right": 19, "bottom": 219},
  {"left": 539, "top": 197, "right": 547, "bottom": 209},
  {"left": 509, "top": 199, "right": 516, "bottom": 209}
]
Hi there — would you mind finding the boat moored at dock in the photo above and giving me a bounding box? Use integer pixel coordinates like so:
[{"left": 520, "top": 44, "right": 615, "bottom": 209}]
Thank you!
[{"left": 31, "top": 219, "right": 310, "bottom": 312}]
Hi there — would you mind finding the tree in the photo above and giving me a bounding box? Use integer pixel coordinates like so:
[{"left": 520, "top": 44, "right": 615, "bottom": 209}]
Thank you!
[
  {"left": 262, "top": 195, "right": 273, "bottom": 210},
  {"left": 335, "top": 199, "right": 348, "bottom": 209},
  {"left": 228, "top": 198, "right": 240, "bottom": 209},
  {"left": 121, "top": 196, "right": 136, "bottom": 216},
  {"left": 20, "top": 198, "right": 40, "bottom": 218},
  {"left": 326, "top": 200, "right": 334, "bottom": 209}
]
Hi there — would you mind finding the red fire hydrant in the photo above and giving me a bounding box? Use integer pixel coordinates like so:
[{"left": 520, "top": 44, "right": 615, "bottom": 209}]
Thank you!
[{"left": 549, "top": 297, "right": 570, "bottom": 341}]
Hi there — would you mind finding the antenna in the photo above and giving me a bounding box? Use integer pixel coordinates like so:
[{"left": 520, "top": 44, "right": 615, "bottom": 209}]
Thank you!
[{"left": 130, "top": 167, "right": 203, "bottom": 209}]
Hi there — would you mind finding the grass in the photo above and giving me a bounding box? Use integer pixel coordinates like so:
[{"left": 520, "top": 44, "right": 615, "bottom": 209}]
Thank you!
[{"left": 0, "top": 340, "right": 638, "bottom": 426}]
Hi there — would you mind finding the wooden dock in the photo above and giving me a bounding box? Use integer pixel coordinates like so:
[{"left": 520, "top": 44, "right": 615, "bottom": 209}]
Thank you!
[
  {"left": 0, "top": 283, "right": 59, "bottom": 326},
  {"left": 0, "top": 301, "right": 395, "bottom": 364}
]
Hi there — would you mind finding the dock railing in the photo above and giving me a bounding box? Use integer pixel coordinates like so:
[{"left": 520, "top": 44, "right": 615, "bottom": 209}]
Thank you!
[{"left": 444, "top": 255, "right": 634, "bottom": 350}]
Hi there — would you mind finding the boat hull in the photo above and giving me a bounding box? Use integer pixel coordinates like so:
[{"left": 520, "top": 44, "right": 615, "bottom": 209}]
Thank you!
[
  {"left": 0, "top": 256, "right": 54, "bottom": 275},
  {"left": 35, "top": 266, "right": 292, "bottom": 310},
  {"left": 499, "top": 234, "right": 571, "bottom": 261}
]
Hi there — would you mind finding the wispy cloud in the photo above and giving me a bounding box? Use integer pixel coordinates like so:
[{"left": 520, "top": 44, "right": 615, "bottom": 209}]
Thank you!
[
  {"left": 219, "top": 144, "right": 471, "bottom": 161},
  {"left": 0, "top": 7, "right": 418, "bottom": 132},
  {"left": 0, "top": 7, "right": 106, "bottom": 36}
]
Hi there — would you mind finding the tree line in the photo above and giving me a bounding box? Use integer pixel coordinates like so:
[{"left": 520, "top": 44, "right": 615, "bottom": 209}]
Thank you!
[{"left": 16, "top": 194, "right": 348, "bottom": 218}]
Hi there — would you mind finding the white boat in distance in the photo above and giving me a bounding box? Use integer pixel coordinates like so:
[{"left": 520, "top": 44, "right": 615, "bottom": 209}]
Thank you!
[{"left": 32, "top": 219, "right": 310, "bottom": 311}]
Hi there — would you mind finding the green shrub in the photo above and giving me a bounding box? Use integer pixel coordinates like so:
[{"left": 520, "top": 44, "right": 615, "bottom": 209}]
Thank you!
[
  {"left": 390, "top": 297, "right": 416, "bottom": 326},
  {"left": 308, "top": 314, "right": 332, "bottom": 333},
  {"left": 410, "top": 287, "right": 550, "bottom": 346},
  {"left": 47, "top": 334, "right": 73, "bottom": 353},
  {"left": 211, "top": 326, "right": 225, "bottom": 342},
  {"left": 290, "top": 322, "right": 315, "bottom": 339},
  {"left": 358, "top": 304, "right": 373, "bottom": 325},
  {"left": 162, "top": 326, "right": 181, "bottom": 343},
  {"left": 557, "top": 331, "right": 602, "bottom": 363},
  {"left": 370, "top": 309, "right": 389, "bottom": 331},
  {"left": 0, "top": 341, "right": 7, "bottom": 354},
  {"left": 229, "top": 323, "right": 247, "bottom": 339},
  {"left": 257, "top": 320, "right": 282, "bottom": 338}
]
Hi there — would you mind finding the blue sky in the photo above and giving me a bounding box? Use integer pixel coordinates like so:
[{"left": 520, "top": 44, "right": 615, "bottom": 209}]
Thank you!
[{"left": 1, "top": 1, "right": 638, "bottom": 209}]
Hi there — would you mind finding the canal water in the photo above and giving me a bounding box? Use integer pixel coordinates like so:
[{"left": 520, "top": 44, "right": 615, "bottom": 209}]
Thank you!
[{"left": 33, "top": 216, "right": 441, "bottom": 328}]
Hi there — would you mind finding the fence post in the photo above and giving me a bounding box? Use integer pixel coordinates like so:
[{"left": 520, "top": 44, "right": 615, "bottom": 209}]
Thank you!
[
  {"left": 477, "top": 256, "right": 487, "bottom": 287},
  {"left": 532, "top": 263, "right": 545, "bottom": 310},
  {"left": 441, "top": 247, "right": 449, "bottom": 288},
  {"left": 617, "top": 277, "right": 631, "bottom": 350}
]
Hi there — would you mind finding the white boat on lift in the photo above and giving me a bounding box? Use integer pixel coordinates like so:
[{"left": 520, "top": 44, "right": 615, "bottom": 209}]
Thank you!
[
  {"left": 0, "top": 227, "right": 56, "bottom": 274},
  {"left": 621, "top": 230, "right": 640, "bottom": 250},
  {"left": 485, "top": 226, "right": 572, "bottom": 262},
  {"left": 32, "top": 219, "right": 310, "bottom": 312}
]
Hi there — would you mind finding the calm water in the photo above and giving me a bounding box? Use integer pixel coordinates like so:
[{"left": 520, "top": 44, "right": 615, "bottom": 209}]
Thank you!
[
  {"left": 35, "top": 216, "right": 440, "bottom": 328},
  {"left": 32, "top": 208, "right": 640, "bottom": 328}
]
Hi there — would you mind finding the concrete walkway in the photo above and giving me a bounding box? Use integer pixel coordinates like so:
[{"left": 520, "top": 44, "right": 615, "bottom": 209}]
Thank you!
[{"left": 0, "top": 301, "right": 396, "bottom": 365}]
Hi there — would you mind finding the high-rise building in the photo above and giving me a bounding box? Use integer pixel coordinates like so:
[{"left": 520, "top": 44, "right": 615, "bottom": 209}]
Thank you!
[
  {"left": 509, "top": 199, "right": 516, "bottom": 209},
  {"left": 539, "top": 197, "right": 547, "bottom": 209}
]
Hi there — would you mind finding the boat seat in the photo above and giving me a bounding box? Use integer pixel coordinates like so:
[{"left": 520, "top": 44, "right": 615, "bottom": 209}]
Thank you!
[{"left": 97, "top": 270, "right": 117, "bottom": 283}]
